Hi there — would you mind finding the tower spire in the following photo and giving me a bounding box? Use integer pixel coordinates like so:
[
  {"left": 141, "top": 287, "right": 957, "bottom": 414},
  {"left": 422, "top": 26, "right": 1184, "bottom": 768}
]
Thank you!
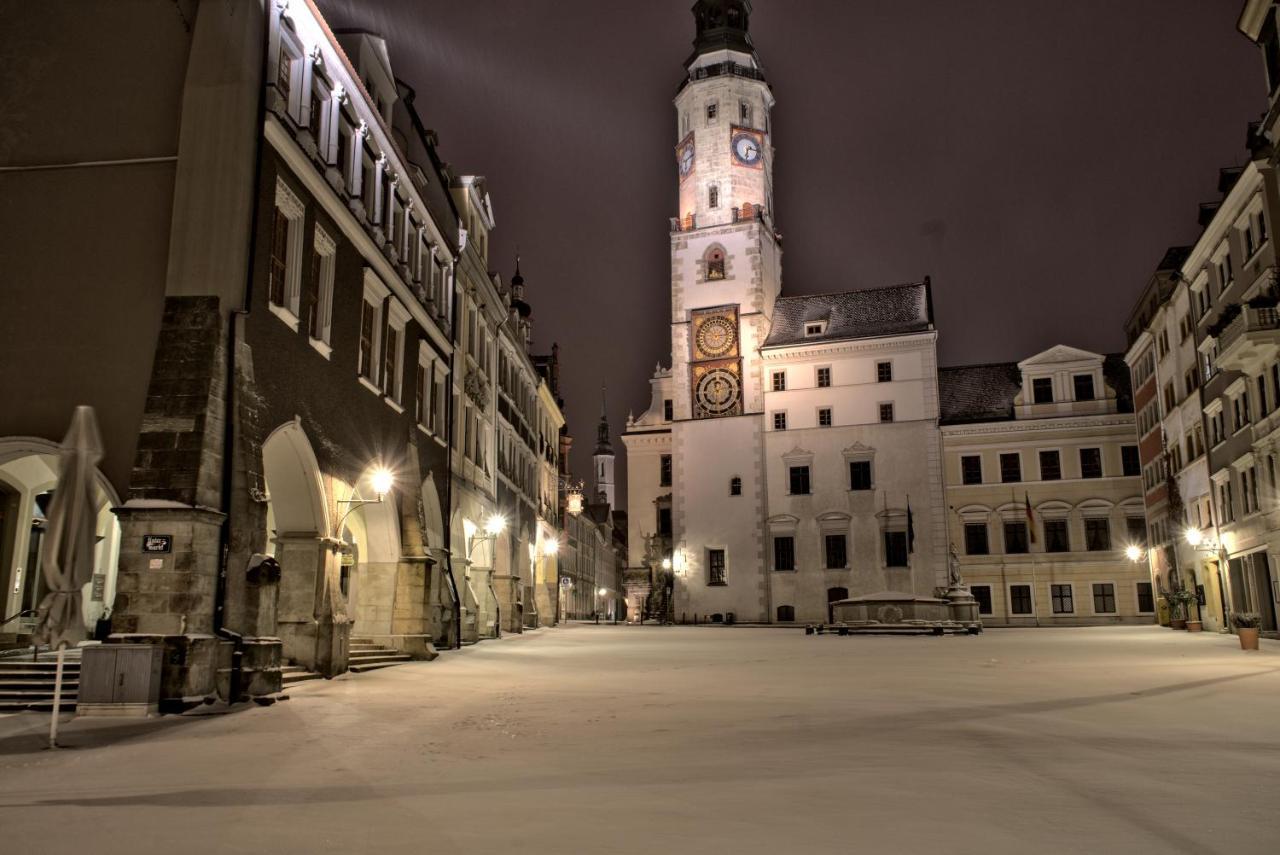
[
  {"left": 592, "top": 384, "right": 616, "bottom": 507},
  {"left": 688, "top": 0, "right": 756, "bottom": 66}
]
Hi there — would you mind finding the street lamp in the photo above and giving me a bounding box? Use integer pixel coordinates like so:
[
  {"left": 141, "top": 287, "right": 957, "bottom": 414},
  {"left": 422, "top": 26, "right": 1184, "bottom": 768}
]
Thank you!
[
  {"left": 1125, "top": 544, "right": 1144, "bottom": 563},
  {"left": 661, "top": 557, "right": 672, "bottom": 570},
  {"left": 1184, "top": 526, "right": 1204, "bottom": 547},
  {"left": 542, "top": 536, "right": 560, "bottom": 556},
  {"left": 335, "top": 465, "right": 394, "bottom": 533}
]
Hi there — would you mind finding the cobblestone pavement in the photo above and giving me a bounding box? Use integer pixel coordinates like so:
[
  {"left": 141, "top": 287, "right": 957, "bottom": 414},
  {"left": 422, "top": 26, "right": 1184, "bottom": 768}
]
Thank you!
[{"left": 1, "top": 625, "right": 1277, "bottom": 855}]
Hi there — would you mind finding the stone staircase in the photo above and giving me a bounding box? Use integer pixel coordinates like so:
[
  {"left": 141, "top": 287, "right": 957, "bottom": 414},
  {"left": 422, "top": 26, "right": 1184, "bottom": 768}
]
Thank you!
[
  {"left": 348, "top": 637, "right": 412, "bottom": 673},
  {"left": 280, "top": 663, "right": 322, "bottom": 686},
  {"left": 0, "top": 649, "right": 81, "bottom": 713},
  {"left": 645, "top": 581, "right": 674, "bottom": 625}
]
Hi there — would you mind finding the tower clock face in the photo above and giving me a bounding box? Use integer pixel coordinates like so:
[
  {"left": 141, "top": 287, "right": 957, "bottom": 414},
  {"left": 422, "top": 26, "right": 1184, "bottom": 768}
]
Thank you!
[
  {"left": 695, "top": 315, "right": 737, "bottom": 358},
  {"left": 676, "top": 136, "right": 695, "bottom": 179},
  {"left": 731, "top": 128, "right": 763, "bottom": 168},
  {"left": 695, "top": 367, "right": 742, "bottom": 417}
]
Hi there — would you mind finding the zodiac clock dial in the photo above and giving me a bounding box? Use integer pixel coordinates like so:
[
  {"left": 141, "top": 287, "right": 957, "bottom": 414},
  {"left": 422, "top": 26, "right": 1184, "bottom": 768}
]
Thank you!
[
  {"left": 695, "top": 368, "right": 742, "bottom": 416},
  {"left": 695, "top": 316, "right": 737, "bottom": 358}
]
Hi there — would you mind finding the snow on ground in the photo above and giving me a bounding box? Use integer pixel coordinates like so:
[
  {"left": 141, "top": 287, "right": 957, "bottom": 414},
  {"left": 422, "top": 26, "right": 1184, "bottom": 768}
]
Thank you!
[{"left": 1, "top": 625, "right": 1277, "bottom": 855}]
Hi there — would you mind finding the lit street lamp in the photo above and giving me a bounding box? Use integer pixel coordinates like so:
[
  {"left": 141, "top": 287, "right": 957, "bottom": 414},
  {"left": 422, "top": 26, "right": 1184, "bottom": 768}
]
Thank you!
[{"left": 1125, "top": 544, "right": 1144, "bottom": 563}]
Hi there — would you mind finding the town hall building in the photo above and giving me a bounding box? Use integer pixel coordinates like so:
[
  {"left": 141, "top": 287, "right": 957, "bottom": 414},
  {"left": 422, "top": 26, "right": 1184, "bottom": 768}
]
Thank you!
[{"left": 622, "top": 1, "right": 950, "bottom": 624}]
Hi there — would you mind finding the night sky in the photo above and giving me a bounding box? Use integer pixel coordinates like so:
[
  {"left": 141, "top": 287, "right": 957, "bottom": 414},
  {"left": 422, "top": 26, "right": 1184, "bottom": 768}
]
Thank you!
[{"left": 317, "top": 0, "right": 1264, "bottom": 505}]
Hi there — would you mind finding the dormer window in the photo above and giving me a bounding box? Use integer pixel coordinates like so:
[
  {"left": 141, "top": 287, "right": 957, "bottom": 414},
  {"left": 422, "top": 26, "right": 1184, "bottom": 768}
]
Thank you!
[
  {"left": 1032, "top": 377, "right": 1053, "bottom": 404},
  {"left": 1073, "top": 374, "right": 1095, "bottom": 402},
  {"left": 804, "top": 322, "right": 826, "bottom": 337}
]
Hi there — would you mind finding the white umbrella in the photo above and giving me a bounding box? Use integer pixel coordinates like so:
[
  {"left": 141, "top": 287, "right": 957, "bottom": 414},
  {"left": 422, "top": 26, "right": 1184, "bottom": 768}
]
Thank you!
[{"left": 34, "top": 405, "right": 103, "bottom": 748}]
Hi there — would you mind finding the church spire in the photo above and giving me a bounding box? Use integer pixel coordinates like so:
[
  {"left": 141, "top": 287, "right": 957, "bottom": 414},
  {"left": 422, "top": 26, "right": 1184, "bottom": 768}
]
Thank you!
[
  {"left": 688, "top": 0, "right": 755, "bottom": 66},
  {"left": 595, "top": 385, "right": 613, "bottom": 455},
  {"left": 592, "top": 385, "right": 616, "bottom": 508}
]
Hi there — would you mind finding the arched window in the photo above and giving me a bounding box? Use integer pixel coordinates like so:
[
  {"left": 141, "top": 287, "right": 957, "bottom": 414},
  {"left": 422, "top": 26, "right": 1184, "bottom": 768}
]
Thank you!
[
  {"left": 708, "top": 184, "right": 719, "bottom": 209},
  {"left": 729, "top": 476, "right": 742, "bottom": 496},
  {"left": 776, "top": 605, "right": 795, "bottom": 622},
  {"left": 706, "top": 247, "right": 726, "bottom": 281}
]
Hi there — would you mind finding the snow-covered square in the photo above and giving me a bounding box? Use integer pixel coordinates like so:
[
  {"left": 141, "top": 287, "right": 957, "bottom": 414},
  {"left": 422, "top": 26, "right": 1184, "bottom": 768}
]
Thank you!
[{"left": 1, "top": 625, "right": 1277, "bottom": 855}]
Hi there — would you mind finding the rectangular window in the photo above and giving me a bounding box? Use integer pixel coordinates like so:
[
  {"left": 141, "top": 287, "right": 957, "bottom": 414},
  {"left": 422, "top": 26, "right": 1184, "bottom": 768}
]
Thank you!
[
  {"left": 1084, "top": 518, "right": 1111, "bottom": 551},
  {"left": 382, "top": 324, "right": 400, "bottom": 400},
  {"left": 816, "top": 367, "right": 831, "bottom": 388},
  {"left": 818, "top": 407, "right": 833, "bottom": 427},
  {"left": 1032, "top": 377, "right": 1054, "bottom": 404},
  {"left": 740, "top": 100, "right": 751, "bottom": 124},
  {"left": 1073, "top": 374, "right": 1095, "bottom": 401},
  {"left": 277, "top": 47, "right": 293, "bottom": 97},
  {"left": 415, "top": 361, "right": 426, "bottom": 426},
  {"left": 1136, "top": 582, "right": 1155, "bottom": 613},
  {"left": 961, "top": 455, "right": 982, "bottom": 485},
  {"left": 964, "top": 523, "right": 989, "bottom": 555},
  {"left": 1039, "top": 450, "right": 1061, "bottom": 481},
  {"left": 884, "top": 531, "right": 908, "bottom": 567},
  {"left": 1003, "top": 521, "right": 1029, "bottom": 554},
  {"left": 773, "top": 536, "right": 795, "bottom": 571},
  {"left": 849, "top": 460, "right": 872, "bottom": 491},
  {"left": 708, "top": 185, "right": 719, "bottom": 209},
  {"left": 824, "top": 534, "right": 847, "bottom": 569},
  {"left": 359, "top": 299, "right": 378, "bottom": 380},
  {"left": 1121, "top": 445, "right": 1140, "bottom": 477},
  {"left": 706, "top": 102, "right": 718, "bottom": 123},
  {"left": 708, "top": 549, "right": 726, "bottom": 585},
  {"left": 771, "top": 371, "right": 787, "bottom": 391},
  {"left": 1010, "top": 584, "right": 1033, "bottom": 615},
  {"left": 1051, "top": 584, "right": 1074, "bottom": 614},
  {"left": 773, "top": 412, "right": 787, "bottom": 431},
  {"left": 1092, "top": 583, "right": 1117, "bottom": 614},
  {"left": 308, "top": 86, "right": 325, "bottom": 142},
  {"left": 971, "top": 585, "right": 993, "bottom": 615},
  {"left": 1080, "top": 448, "right": 1103, "bottom": 479},
  {"left": 789, "top": 466, "right": 811, "bottom": 495},
  {"left": 657, "top": 507, "right": 672, "bottom": 537},
  {"left": 307, "top": 227, "right": 335, "bottom": 345},
  {"left": 663, "top": 399, "right": 674, "bottom": 421},
  {"left": 879, "top": 402, "right": 895, "bottom": 423},
  {"left": 269, "top": 207, "right": 290, "bottom": 308},
  {"left": 999, "top": 453, "right": 1021, "bottom": 483},
  {"left": 1044, "top": 519, "right": 1069, "bottom": 553},
  {"left": 876, "top": 361, "right": 893, "bottom": 383},
  {"left": 660, "top": 454, "right": 672, "bottom": 487},
  {"left": 1126, "top": 516, "right": 1146, "bottom": 546}
]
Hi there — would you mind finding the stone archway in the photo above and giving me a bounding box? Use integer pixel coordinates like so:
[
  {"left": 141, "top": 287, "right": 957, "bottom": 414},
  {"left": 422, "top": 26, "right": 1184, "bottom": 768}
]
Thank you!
[
  {"left": 338, "top": 467, "right": 400, "bottom": 645},
  {"left": 261, "top": 420, "right": 344, "bottom": 674},
  {"left": 0, "top": 436, "right": 121, "bottom": 638}
]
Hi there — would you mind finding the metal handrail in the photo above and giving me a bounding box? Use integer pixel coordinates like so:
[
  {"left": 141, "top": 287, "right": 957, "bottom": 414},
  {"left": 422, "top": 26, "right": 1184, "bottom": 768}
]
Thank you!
[{"left": 0, "top": 608, "right": 36, "bottom": 628}]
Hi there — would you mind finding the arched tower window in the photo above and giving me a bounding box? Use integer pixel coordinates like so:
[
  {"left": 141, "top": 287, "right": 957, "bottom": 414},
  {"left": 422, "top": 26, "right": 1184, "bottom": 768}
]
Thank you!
[
  {"left": 706, "top": 246, "right": 726, "bottom": 281},
  {"left": 729, "top": 476, "right": 742, "bottom": 496},
  {"left": 708, "top": 184, "right": 719, "bottom": 209}
]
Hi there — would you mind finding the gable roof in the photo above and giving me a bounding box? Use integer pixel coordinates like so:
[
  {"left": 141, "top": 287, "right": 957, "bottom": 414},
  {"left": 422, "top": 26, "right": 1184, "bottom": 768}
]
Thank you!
[
  {"left": 763, "top": 281, "right": 932, "bottom": 348},
  {"left": 939, "top": 353, "right": 1134, "bottom": 425}
]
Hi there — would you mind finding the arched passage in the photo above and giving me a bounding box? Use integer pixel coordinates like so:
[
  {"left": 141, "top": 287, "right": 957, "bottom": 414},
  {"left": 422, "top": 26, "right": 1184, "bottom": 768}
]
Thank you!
[
  {"left": 338, "top": 465, "right": 400, "bottom": 641},
  {"left": 262, "top": 420, "right": 339, "bottom": 672},
  {"left": 0, "top": 436, "right": 120, "bottom": 636}
]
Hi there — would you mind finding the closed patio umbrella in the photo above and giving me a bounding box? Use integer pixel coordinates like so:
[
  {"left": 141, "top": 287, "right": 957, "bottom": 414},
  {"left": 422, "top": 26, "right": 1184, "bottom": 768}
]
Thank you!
[{"left": 35, "top": 405, "right": 103, "bottom": 748}]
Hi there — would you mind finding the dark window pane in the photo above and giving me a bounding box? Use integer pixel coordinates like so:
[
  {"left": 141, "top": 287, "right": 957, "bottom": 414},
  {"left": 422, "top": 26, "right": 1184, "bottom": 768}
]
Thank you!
[
  {"left": 660, "top": 455, "right": 672, "bottom": 487},
  {"left": 824, "top": 534, "right": 847, "bottom": 569},
  {"left": 961, "top": 455, "right": 982, "bottom": 485},
  {"left": 849, "top": 461, "right": 872, "bottom": 491},
  {"left": 773, "top": 536, "right": 795, "bottom": 571},
  {"left": 972, "top": 585, "right": 993, "bottom": 615},
  {"left": 1000, "top": 453, "right": 1021, "bottom": 483},
  {"left": 1074, "top": 374, "right": 1095, "bottom": 401},
  {"left": 776, "top": 605, "right": 795, "bottom": 621},
  {"left": 877, "top": 362, "right": 893, "bottom": 383},
  {"left": 1121, "top": 445, "right": 1140, "bottom": 477},
  {"left": 1080, "top": 448, "right": 1103, "bottom": 479},
  {"left": 964, "top": 523, "right": 989, "bottom": 555},
  {"left": 1126, "top": 516, "right": 1146, "bottom": 546},
  {"left": 1044, "top": 519, "right": 1070, "bottom": 553},
  {"left": 1039, "top": 450, "right": 1061, "bottom": 481},
  {"left": 1085, "top": 518, "right": 1111, "bottom": 551},
  {"left": 884, "top": 532, "right": 908, "bottom": 567},
  {"left": 708, "top": 549, "right": 726, "bottom": 585},
  {"left": 1004, "top": 521, "right": 1029, "bottom": 554},
  {"left": 1136, "top": 582, "right": 1155, "bottom": 613},
  {"left": 1032, "top": 377, "right": 1053, "bottom": 403},
  {"left": 1092, "top": 582, "right": 1116, "bottom": 613},
  {"left": 789, "top": 466, "right": 810, "bottom": 495},
  {"left": 1010, "top": 584, "right": 1033, "bottom": 615},
  {"left": 1051, "top": 584, "right": 1074, "bottom": 614}
]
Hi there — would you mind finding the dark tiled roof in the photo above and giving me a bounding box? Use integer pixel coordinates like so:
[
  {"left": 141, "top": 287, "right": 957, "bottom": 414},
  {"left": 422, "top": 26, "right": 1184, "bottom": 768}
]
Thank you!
[
  {"left": 763, "top": 282, "right": 932, "bottom": 347},
  {"left": 938, "top": 362, "right": 1022, "bottom": 424},
  {"left": 1157, "top": 245, "right": 1192, "bottom": 272},
  {"left": 939, "top": 352, "right": 1135, "bottom": 425}
]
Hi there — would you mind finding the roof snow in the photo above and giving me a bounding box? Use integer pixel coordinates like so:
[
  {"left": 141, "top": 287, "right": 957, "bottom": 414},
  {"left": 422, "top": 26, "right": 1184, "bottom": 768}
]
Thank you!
[{"left": 763, "top": 282, "right": 932, "bottom": 347}]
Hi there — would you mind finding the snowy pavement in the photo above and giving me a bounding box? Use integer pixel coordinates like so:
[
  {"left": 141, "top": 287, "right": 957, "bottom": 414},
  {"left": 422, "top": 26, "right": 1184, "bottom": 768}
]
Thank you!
[{"left": 1, "top": 625, "right": 1277, "bottom": 855}]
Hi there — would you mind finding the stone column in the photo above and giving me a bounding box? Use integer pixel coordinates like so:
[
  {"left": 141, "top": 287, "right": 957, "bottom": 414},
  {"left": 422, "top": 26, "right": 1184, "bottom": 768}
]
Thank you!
[{"left": 275, "top": 533, "right": 348, "bottom": 676}]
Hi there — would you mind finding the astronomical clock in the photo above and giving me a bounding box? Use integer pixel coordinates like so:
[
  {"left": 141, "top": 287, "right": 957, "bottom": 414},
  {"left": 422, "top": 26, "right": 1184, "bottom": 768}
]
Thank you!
[{"left": 690, "top": 307, "right": 743, "bottom": 419}]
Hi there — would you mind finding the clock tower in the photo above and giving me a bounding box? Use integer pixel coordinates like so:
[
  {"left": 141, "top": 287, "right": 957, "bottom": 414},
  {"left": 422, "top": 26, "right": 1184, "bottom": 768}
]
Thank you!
[{"left": 668, "top": 0, "right": 780, "bottom": 621}]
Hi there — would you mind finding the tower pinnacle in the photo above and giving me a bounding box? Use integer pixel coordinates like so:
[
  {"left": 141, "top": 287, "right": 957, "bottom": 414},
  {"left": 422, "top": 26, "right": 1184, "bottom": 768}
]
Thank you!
[{"left": 688, "top": 0, "right": 755, "bottom": 66}]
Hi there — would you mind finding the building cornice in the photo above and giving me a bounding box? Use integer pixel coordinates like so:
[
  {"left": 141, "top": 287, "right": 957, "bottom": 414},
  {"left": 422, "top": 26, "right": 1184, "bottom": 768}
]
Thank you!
[
  {"left": 941, "top": 414, "right": 1136, "bottom": 438},
  {"left": 761, "top": 331, "right": 936, "bottom": 360}
]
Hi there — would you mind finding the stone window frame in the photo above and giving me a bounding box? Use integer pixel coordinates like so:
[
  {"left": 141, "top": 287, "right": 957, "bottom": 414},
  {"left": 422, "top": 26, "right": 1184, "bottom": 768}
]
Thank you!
[
  {"left": 817, "top": 406, "right": 833, "bottom": 428},
  {"left": 357, "top": 268, "right": 391, "bottom": 396},
  {"left": 772, "top": 411, "right": 788, "bottom": 431},
  {"left": 268, "top": 178, "right": 307, "bottom": 330},
  {"left": 876, "top": 360, "right": 893, "bottom": 383},
  {"left": 702, "top": 244, "right": 729, "bottom": 282},
  {"left": 307, "top": 224, "right": 336, "bottom": 357},
  {"left": 843, "top": 443, "right": 875, "bottom": 492},
  {"left": 1049, "top": 582, "right": 1076, "bottom": 615},
  {"left": 815, "top": 364, "right": 832, "bottom": 386},
  {"left": 1090, "top": 581, "right": 1119, "bottom": 615},
  {"left": 878, "top": 401, "right": 895, "bottom": 423},
  {"left": 818, "top": 512, "right": 851, "bottom": 570}
]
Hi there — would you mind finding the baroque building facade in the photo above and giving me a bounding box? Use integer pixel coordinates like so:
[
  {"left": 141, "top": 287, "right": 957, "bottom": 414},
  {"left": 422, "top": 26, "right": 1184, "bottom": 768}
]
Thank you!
[
  {"left": 623, "top": 2, "right": 949, "bottom": 624},
  {"left": 941, "top": 348, "right": 1150, "bottom": 626}
]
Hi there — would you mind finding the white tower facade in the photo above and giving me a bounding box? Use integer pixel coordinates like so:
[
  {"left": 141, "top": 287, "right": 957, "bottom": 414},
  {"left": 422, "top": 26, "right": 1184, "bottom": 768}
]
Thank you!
[
  {"left": 669, "top": 1, "right": 780, "bottom": 621},
  {"left": 593, "top": 389, "right": 616, "bottom": 509}
]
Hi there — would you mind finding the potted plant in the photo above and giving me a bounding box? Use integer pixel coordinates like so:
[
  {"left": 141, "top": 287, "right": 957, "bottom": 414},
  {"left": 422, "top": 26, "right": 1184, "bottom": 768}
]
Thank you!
[
  {"left": 1166, "top": 588, "right": 1195, "bottom": 630},
  {"left": 1232, "top": 612, "right": 1262, "bottom": 650}
]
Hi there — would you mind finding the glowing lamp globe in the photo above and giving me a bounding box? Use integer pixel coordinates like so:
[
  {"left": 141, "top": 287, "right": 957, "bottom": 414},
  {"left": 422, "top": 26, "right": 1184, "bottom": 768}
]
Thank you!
[
  {"left": 1184, "top": 527, "right": 1203, "bottom": 547},
  {"left": 485, "top": 514, "right": 507, "bottom": 537},
  {"left": 542, "top": 537, "right": 560, "bottom": 556},
  {"left": 1125, "top": 544, "right": 1143, "bottom": 563},
  {"left": 369, "top": 468, "right": 394, "bottom": 497}
]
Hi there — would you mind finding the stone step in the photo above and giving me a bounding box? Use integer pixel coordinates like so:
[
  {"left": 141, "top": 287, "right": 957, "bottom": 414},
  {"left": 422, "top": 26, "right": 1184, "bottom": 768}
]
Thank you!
[
  {"left": 0, "top": 690, "right": 78, "bottom": 702},
  {"left": 281, "top": 670, "right": 322, "bottom": 685},
  {"left": 348, "top": 659, "right": 411, "bottom": 673},
  {"left": 0, "top": 664, "right": 80, "bottom": 675},
  {"left": 0, "top": 700, "right": 77, "bottom": 713},
  {"left": 0, "top": 679, "right": 79, "bottom": 691}
]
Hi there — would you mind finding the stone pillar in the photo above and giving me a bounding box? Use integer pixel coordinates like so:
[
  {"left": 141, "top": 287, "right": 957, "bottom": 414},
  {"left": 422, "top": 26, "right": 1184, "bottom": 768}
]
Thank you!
[
  {"left": 275, "top": 533, "right": 348, "bottom": 676},
  {"left": 391, "top": 557, "right": 439, "bottom": 660}
]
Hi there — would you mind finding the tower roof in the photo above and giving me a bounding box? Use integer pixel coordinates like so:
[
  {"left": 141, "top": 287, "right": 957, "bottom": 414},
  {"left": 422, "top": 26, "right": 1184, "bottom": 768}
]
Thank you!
[
  {"left": 688, "top": 0, "right": 755, "bottom": 65},
  {"left": 594, "top": 386, "right": 614, "bottom": 456}
]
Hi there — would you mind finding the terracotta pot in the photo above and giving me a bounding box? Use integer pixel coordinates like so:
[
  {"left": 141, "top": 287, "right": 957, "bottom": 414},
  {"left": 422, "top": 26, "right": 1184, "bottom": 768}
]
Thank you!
[
  {"left": 1238, "top": 627, "right": 1261, "bottom": 650},
  {"left": 1186, "top": 620, "right": 1203, "bottom": 633},
  {"left": 1170, "top": 618, "right": 1187, "bottom": 630}
]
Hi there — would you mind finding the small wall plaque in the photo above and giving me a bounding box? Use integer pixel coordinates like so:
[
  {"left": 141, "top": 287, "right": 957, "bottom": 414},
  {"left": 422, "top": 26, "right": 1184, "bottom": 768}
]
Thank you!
[{"left": 142, "top": 535, "right": 172, "bottom": 554}]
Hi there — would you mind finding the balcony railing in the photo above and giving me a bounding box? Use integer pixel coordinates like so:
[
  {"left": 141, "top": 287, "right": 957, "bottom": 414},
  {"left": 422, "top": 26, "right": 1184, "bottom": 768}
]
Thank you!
[
  {"left": 677, "top": 61, "right": 767, "bottom": 94},
  {"left": 1217, "top": 305, "right": 1280, "bottom": 365},
  {"left": 669, "top": 204, "right": 767, "bottom": 234}
]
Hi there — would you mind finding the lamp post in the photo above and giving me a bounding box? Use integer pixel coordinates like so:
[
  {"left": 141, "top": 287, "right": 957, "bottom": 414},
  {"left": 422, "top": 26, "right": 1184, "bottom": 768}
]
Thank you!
[{"left": 335, "top": 467, "right": 394, "bottom": 535}]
